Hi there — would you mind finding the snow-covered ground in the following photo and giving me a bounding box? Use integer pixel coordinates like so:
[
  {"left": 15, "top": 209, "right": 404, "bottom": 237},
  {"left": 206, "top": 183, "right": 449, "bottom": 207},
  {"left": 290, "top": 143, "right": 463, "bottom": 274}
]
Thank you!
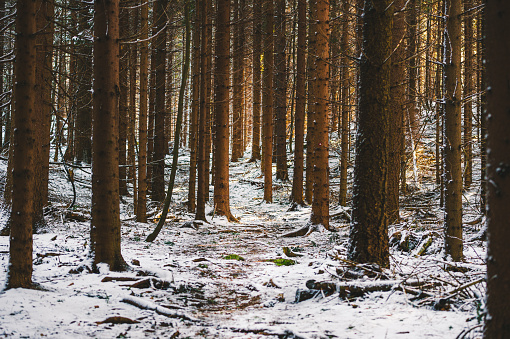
[{"left": 0, "top": 148, "right": 485, "bottom": 338}]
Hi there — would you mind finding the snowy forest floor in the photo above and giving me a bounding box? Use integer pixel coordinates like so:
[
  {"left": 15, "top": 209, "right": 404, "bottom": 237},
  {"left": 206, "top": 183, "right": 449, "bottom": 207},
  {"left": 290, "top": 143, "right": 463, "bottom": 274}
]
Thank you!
[{"left": 0, "top": 149, "right": 486, "bottom": 338}]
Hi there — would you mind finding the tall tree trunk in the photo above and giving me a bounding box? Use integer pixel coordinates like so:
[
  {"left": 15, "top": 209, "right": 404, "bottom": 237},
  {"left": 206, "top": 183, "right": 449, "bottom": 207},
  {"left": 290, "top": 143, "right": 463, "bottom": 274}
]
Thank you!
[
  {"left": 129, "top": 8, "right": 138, "bottom": 212},
  {"left": 305, "top": 0, "right": 317, "bottom": 204},
  {"left": 348, "top": 0, "right": 393, "bottom": 268},
  {"left": 443, "top": 0, "right": 463, "bottom": 262},
  {"left": 290, "top": 0, "right": 306, "bottom": 205},
  {"left": 33, "top": 0, "right": 54, "bottom": 231},
  {"left": 274, "top": 0, "right": 288, "bottom": 181},
  {"left": 7, "top": 0, "right": 37, "bottom": 289},
  {"left": 146, "top": 0, "right": 191, "bottom": 242},
  {"left": 479, "top": 4, "right": 487, "bottom": 215},
  {"left": 91, "top": 0, "right": 127, "bottom": 271},
  {"left": 119, "top": 4, "right": 129, "bottom": 195},
  {"left": 310, "top": 0, "right": 330, "bottom": 229},
  {"left": 388, "top": 0, "right": 406, "bottom": 224},
  {"left": 137, "top": 0, "right": 149, "bottom": 222},
  {"left": 339, "top": 0, "right": 350, "bottom": 207},
  {"left": 75, "top": 5, "right": 92, "bottom": 164},
  {"left": 189, "top": 0, "right": 201, "bottom": 213},
  {"left": 463, "top": 0, "right": 473, "bottom": 188},
  {"left": 484, "top": 1, "right": 510, "bottom": 337},
  {"left": 262, "top": 0, "right": 274, "bottom": 202},
  {"left": 214, "top": 0, "right": 236, "bottom": 220},
  {"left": 151, "top": 0, "right": 168, "bottom": 202},
  {"left": 250, "top": 0, "right": 262, "bottom": 162},
  {"left": 232, "top": 0, "right": 245, "bottom": 161}
]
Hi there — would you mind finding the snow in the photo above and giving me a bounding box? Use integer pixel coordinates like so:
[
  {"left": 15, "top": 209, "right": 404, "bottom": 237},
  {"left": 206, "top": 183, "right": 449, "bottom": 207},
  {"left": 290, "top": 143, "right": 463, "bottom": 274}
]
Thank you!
[{"left": 0, "top": 147, "right": 484, "bottom": 338}]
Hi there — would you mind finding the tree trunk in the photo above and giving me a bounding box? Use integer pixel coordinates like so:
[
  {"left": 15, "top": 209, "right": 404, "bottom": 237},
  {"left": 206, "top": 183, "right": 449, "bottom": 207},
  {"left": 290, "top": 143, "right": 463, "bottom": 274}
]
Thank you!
[
  {"left": 119, "top": 4, "right": 129, "bottom": 196},
  {"left": 33, "top": 0, "right": 54, "bottom": 231},
  {"left": 151, "top": 0, "right": 169, "bottom": 202},
  {"left": 443, "top": 0, "right": 463, "bottom": 262},
  {"left": 388, "top": 0, "right": 406, "bottom": 224},
  {"left": 348, "top": 0, "right": 393, "bottom": 268},
  {"left": 262, "top": 0, "right": 274, "bottom": 202},
  {"left": 250, "top": 0, "right": 262, "bottom": 162},
  {"left": 91, "top": 0, "right": 127, "bottom": 271},
  {"left": 310, "top": 0, "right": 330, "bottom": 229},
  {"left": 274, "top": 0, "right": 288, "bottom": 181},
  {"left": 339, "top": 0, "right": 350, "bottom": 207},
  {"left": 232, "top": 0, "right": 245, "bottom": 162},
  {"left": 7, "top": 0, "right": 37, "bottom": 289},
  {"left": 484, "top": 1, "right": 510, "bottom": 337},
  {"left": 214, "top": 0, "right": 236, "bottom": 220},
  {"left": 137, "top": 0, "right": 149, "bottom": 223},
  {"left": 291, "top": 0, "right": 306, "bottom": 205},
  {"left": 463, "top": 0, "right": 473, "bottom": 188}
]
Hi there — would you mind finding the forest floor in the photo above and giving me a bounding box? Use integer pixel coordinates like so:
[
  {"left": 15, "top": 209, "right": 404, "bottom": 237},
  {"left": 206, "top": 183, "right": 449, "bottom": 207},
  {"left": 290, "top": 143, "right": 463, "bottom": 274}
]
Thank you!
[{"left": 0, "top": 149, "right": 486, "bottom": 338}]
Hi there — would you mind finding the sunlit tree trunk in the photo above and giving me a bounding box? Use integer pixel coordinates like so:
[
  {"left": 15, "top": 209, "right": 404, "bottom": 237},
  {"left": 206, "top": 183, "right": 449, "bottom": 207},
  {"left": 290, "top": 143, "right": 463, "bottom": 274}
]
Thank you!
[
  {"left": 214, "top": 0, "right": 236, "bottom": 220},
  {"left": 310, "top": 0, "right": 330, "bottom": 229},
  {"left": 463, "top": 0, "right": 473, "bottom": 188},
  {"left": 339, "top": 0, "right": 350, "bottom": 207},
  {"left": 91, "top": 0, "right": 127, "bottom": 271}
]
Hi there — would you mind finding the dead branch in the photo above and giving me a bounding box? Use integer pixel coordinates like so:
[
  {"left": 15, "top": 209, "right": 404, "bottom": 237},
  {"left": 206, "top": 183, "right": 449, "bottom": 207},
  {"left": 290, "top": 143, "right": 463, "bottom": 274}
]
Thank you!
[{"left": 121, "top": 295, "right": 198, "bottom": 322}]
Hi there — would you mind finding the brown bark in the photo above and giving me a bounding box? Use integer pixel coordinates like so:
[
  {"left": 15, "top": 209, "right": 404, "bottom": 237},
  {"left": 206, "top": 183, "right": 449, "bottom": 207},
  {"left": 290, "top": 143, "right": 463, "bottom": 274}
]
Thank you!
[
  {"left": 388, "top": 0, "right": 406, "bottom": 224},
  {"left": 274, "top": 0, "right": 288, "bottom": 181},
  {"left": 310, "top": 0, "right": 330, "bottom": 229},
  {"left": 339, "top": 0, "right": 350, "bottom": 207},
  {"left": 250, "top": 0, "right": 262, "bottom": 162},
  {"left": 262, "top": 0, "right": 274, "bottom": 203},
  {"left": 232, "top": 0, "right": 245, "bottom": 162},
  {"left": 189, "top": 0, "right": 201, "bottom": 213},
  {"left": 151, "top": 0, "right": 168, "bottom": 202},
  {"left": 91, "top": 0, "right": 127, "bottom": 271},
  {"left": 463, "top": 0, "right": 473, "bottom": 188},
  {"left": 290, "top": 0, "right": 306, "bottom": 205},
  {"left": 348, "top": 0, "right": 393, "bottom": 268},
  {"left": 484, "top": 2, "right": 510, "bottom": 337},
  {"left": 305, "top": 0, "right": 317, "bottom": 205},
  {"left": 444, "top": 0, "right": 463, "bottom": 262},
  {"left": 33, "top": 0, "right": 54, "bottom": 230},
  {"left": 213, "top": 0, "right": 235, "bottom": 220},
  {"left": 7, "top": 0, "right": 37, "bottom": 289},
  {"left": 128, "top": 9, "right": 138, "bottom": 212},
  {"left": 119, "top": 4, "right": 129, "bottom": 195},
  {"left": 137, "top": 0, "right": 149, "bottom": 222}
]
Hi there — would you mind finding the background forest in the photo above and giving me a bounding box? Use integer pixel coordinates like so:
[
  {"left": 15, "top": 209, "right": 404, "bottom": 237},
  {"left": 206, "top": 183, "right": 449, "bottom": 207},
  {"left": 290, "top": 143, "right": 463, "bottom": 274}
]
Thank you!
[{"left": 0, "top": 0, "right": 509, "bottom": 338}]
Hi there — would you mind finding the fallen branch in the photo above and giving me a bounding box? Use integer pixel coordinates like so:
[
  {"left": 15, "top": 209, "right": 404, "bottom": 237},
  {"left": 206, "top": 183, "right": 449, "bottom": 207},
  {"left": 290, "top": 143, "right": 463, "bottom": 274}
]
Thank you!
[{"left": 121, "top": 295, "right": 198, "bottom": 322}]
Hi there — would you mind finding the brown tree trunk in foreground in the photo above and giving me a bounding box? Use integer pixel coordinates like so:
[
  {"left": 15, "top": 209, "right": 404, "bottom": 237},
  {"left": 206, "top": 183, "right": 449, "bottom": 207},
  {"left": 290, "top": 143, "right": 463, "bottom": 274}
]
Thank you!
[
  {"left": 310, "top": 0, "right": 330, "bottom": 229},
  {"left": 7, "top": 0, "right": 37, "bottom": 289},
  {"left": 91, "top": 0, "right": 127, "bottom": 271},
  {"left": 348, "top": 0, "right": 393, "bottom": 268},
  {"left": 463, "top": 0, "right": 473, "bottom": 188},
  {"left": 444, "top": 0, "right": 463, "bottom": 262},
  {"left": 484, "top": 2, "right": 510, "bottom": 337}
]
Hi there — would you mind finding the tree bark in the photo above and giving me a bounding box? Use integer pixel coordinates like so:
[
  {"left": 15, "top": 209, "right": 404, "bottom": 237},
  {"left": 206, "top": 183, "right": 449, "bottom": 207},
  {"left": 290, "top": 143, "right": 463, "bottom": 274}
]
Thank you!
[
  {"left": 484, "top": 1, "right": 510, "bottom": 337},
  {"left": 250, "top": 0, "right": 262, "bottom": 162},
  {"left": 91, "top": 0, "right": 127, "bottom": 271},
  {"left": 348, "top": 0, "right": 393, "bottom": 268},
  {"left": 7, "top": 0, "right": 37, "bottom": 289},
  {"left": 443, "top": 0, "right": 463, "bottom": 262},
  {"left": 213, "top": 0, "right": 236, "bottom": 220}
]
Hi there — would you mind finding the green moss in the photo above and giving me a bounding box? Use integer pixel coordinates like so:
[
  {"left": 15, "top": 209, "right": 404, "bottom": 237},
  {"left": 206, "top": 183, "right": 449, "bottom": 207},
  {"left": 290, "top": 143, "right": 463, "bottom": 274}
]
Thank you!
[
  {"left": 222, "top": 254, "right": 245, "bottom": 261},
  {"left": 265, "top": 258, "right": 296, "bottom": 266}
]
